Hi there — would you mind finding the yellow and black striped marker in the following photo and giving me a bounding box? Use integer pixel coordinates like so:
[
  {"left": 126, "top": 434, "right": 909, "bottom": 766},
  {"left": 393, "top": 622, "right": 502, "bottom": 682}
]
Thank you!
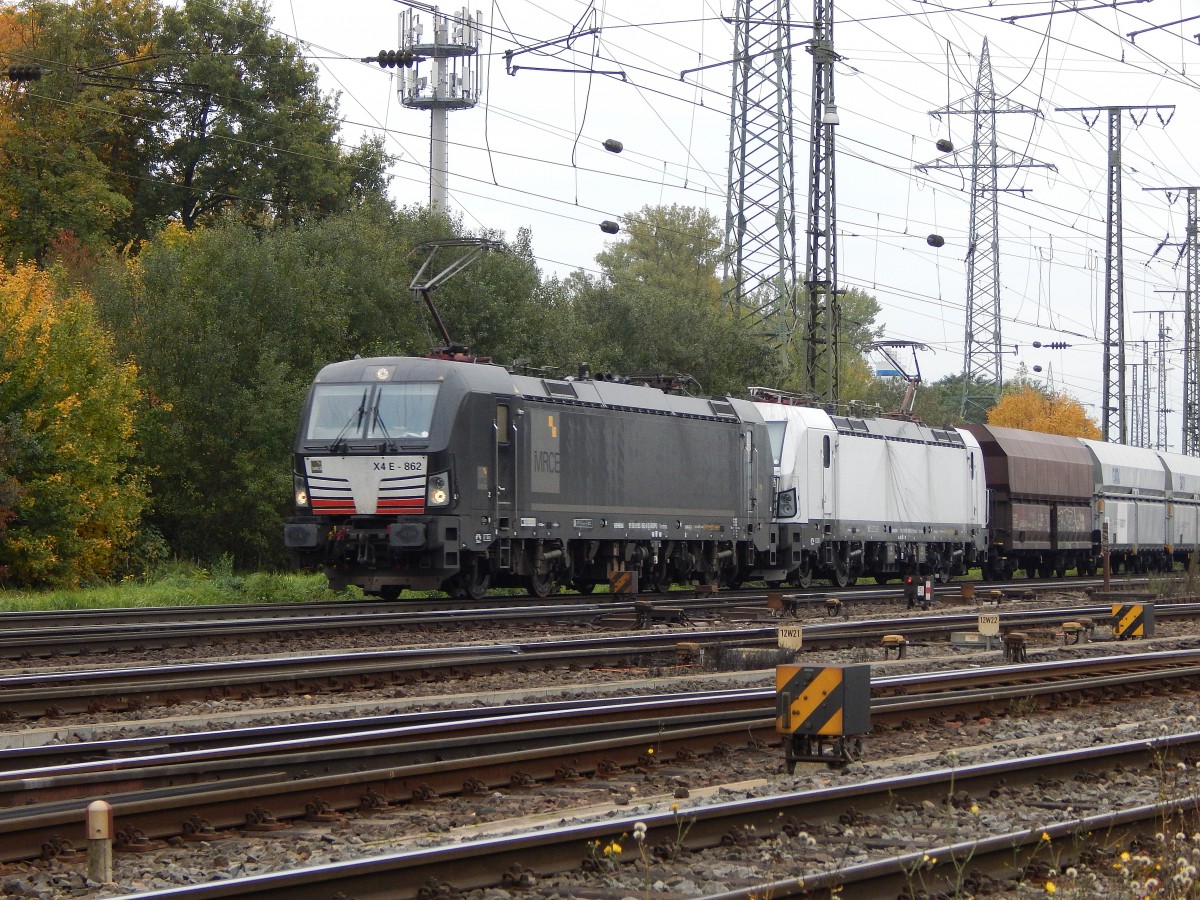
[
  {"left": 775, "top": 664, "right": 871, "bottom": 737},
  {"left": 1111, "top": 603, "right": 1155, "bottom": 640},
  {"left": 609, "top": 571, "right": 638, "bottom": 595}
]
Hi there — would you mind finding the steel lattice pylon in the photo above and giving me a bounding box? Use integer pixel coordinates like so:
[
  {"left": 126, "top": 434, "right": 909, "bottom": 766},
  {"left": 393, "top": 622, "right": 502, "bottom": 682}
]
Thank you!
[
  {"left": 803, "top": 0, "right": 838, "bottom": 402},
  {"left": 1060, "top": 105, "right": 1174, "bottom": 443},
  {"left": 1145, "top": 183, "right": 1196, "bottom": 454},
  {"left": 1103, "top": 110, "right": 1126, "bottom": 444},
  {"left": 1188, "top": 190, "right": 1200, "bottom": 455},
  {"left": 722, "top": 0, "right": 798, "bottom": 356},
  {"left": 917, "top": 39, "right": 1052, "bottom": 422}
]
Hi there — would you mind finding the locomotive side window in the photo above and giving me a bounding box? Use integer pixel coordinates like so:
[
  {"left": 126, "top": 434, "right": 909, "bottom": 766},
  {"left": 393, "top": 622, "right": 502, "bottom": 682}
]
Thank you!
[
  {"left": 370, "top": 383, "right": 439, "bottom": 439},
  {"left": 765, "top": 421, "right": 786, "bottom": 466},
  {"left": 495, "top": 404, "right": 510, "bottom": 444},
  {"left": 306, "top": 385, "right": 370, "bottom": 440},
  {"left": 822, "top": 434, "right": 831, "bottom": 468}
]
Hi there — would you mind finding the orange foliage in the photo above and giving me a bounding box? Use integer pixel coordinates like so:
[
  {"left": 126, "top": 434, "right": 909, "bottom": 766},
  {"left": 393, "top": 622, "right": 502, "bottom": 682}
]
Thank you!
[{"left": 987, "top": 385, "right": 1101, "bottom": 439}]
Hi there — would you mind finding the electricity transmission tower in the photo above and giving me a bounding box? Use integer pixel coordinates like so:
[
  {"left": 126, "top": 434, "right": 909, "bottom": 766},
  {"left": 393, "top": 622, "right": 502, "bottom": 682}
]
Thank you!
[
  {"left": 722, "top": 0, "right": 799, "bottom": 359},
  {"left": 1057, "top": 105, "right": 1174, "bottom": 443},
  {"left": 917, "top": 39, "right": 1053, "bottom": 422},
  {"left": 1135, "top": 308, "right": 1175, "bottom": 451},
  {"left": 1146, "top": 187, "right": 1199, "bottom": 456},
  {"left": 803, "top": 0, "right": 840, "bottom": 403}
]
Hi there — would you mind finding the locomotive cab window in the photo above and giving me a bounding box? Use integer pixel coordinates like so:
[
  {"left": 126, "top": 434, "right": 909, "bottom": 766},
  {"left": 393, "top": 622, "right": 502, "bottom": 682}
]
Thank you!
[
  {"left": 765, "top": 421, "right": 786, "bottom": 466},
  {"left": 370, "top": 383, "right": 438, "bottom": 439},
  {"left": 306, "top": 385, "right": 370, "bottom": 441},
  {"left": 305, "top": 383, "right": 439, "bottom": 442}
]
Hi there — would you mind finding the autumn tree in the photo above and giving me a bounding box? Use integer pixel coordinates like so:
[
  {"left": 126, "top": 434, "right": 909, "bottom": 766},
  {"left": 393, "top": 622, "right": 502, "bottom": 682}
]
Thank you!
[
  {"left": 987, "top": 377, "right": 1100, "bottom": 438},
  {"left": 0, "top": 0, "right": 169, "bottom": 263},
  {"left": 0, "top": 0, "right": 390, "bottom": 264},
  {"left": 0, "top": 263, "right": 147, "bottom": 586}
]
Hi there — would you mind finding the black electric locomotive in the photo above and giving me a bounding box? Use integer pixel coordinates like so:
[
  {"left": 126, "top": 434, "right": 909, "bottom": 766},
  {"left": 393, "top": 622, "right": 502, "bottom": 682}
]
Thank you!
[{"left": 284, "top": 356, "right": 777, "bottom": 599}]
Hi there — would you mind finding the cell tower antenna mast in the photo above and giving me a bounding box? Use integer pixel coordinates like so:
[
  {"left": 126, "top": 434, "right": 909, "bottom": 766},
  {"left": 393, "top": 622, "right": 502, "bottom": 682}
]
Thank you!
[
  {"left": 398, "top": 7, "right": 482, "bottom": 210},
  {"left": 916, "top": 39, "right": 1054, "bottom": 423}
]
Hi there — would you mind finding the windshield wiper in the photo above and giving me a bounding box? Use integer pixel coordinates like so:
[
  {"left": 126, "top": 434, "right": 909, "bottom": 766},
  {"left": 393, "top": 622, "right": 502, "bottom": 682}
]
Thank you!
[
  {"left": 329, "top": 389, "right": 368, "bottom": 453},
  {"left": 371, "top": 401, "right": 397, "bottom": 452}
]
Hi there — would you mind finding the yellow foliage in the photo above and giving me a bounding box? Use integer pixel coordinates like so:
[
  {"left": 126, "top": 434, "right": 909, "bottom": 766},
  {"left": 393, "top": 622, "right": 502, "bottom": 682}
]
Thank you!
[
  {"left": 987, "top": 385, "right": 1101, "bottom": 439},
  {"left": 0, "top": 263, "right": 147, "bottom": 587}
]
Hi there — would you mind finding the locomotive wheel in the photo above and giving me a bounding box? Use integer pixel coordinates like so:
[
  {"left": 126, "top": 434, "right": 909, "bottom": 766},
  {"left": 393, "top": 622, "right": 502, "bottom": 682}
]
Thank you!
[
  {"left": 571, "top": 579, "right": 597, "bottom": 594},
  {"left": 528, "top": 569, "right": 556, "bottom": 598},
  {"left": 874, "top": 574, "right": 890, "bottom": 585},
  {"left": 832, "top": 558, "right": 854, "bottom": 588},
  {"left": 795, "top": 561, "right": 814, "bottom": 589},
  {"left": 934, "top": 558, "right": 952, "bottom": 584},
  {"left": 462, "top": 556, "right": 491, "bottom": 601}
]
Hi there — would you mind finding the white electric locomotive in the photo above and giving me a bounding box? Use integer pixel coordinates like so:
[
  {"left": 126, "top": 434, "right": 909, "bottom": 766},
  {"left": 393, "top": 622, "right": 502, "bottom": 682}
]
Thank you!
[{"left": 753, "top": 396, "right": 987, "bottom": 587}]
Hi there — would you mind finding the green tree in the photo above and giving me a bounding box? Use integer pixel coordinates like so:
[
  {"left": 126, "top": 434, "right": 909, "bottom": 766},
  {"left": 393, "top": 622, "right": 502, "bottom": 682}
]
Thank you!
[
  {"left": 94, "top": 205, "right": 438, "bottom": 567},
  {"left": 0, "top": 0, "right": 165, "bottom": 263},
  {"left": 147, "top": 0, "right": 388, "bottom": 230},
  {"left": 0, "top": 263, "right": 147, "bottom": 586},
  {"left": 572, "top": 204, "right": 782, "bottom": 395}
]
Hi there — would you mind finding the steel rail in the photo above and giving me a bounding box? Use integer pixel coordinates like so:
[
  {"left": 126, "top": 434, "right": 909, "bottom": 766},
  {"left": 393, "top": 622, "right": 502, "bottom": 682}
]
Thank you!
[
  {"left": 3, "top": 651, "right": 1200, "bottom": 861},
  {"left": 96, "top": 732, "right": 1200, "bottom": 899},
  {"left": 4, "top": 608, "right": 1200, "bottom": 720}
]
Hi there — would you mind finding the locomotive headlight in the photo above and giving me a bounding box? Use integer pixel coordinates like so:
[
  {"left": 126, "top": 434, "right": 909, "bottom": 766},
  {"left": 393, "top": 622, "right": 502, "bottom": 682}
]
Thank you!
[
  {"left": 427, "top": 471, "right": 450, "bottom": 507},
  {"left": 293, "top": 474, "right": 310, "bottom": 509}
]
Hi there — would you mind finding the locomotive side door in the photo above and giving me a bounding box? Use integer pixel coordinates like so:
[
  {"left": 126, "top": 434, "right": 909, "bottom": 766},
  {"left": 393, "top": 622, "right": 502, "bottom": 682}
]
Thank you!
[{"left": 493, "top": 401, "right": 516, "bottom": 529}]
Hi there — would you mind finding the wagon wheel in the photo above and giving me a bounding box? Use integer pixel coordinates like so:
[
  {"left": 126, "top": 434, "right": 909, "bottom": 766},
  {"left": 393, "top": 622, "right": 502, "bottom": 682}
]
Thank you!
[
  {"left": 570, "top": 579, "right": 597, "bottom": 594},
  {"left": 461, "top": 554, "right": 492, "bottom": 601},
  {"left": 874, "top": 574, "right": 891, "bottom": 585}
]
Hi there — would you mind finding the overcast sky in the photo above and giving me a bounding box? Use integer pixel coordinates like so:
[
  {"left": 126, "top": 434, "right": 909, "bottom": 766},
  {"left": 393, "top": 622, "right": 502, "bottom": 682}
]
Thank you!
[{"left": 267, "top": 0, "right": 1200, "bottom": 447}]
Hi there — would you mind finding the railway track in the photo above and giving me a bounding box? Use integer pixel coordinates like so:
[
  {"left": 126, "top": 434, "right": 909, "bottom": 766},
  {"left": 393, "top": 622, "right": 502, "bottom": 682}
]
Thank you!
[
  {"left": 2, "top": 602, "right": 1198, "bottom": 721},
  {"left": 92, "top": 731, "right": 1200, "bottom": 899},
  {"left": 3, "top": 648, "right": 1200, "bottom": 865},
  {"left": 0, "top": 576, "right": 1156, "bottom": 658}
]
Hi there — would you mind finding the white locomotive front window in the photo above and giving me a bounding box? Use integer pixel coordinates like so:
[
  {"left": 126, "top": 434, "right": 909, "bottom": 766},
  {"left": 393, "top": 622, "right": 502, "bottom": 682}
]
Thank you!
[{"left": 371, "top": 383, "right": 439, "bottom": 439}]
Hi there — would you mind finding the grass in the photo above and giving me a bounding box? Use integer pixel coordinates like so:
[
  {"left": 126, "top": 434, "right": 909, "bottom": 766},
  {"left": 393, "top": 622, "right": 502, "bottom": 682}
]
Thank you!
[{"left": 0, "top": 559, "right": 348, "bottom": 612}]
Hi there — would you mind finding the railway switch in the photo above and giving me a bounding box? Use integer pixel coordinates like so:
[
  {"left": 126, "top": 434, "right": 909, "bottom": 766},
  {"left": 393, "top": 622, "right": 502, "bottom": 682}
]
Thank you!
[
  {"left": 881, "top": 634, "right": 907, "bottom": 659},
  {"left": 767, "top": 591, "right": 799, "bottom": 617},
  {"left": 776, "top": 663, "right": 871, "bottom": 771}
]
